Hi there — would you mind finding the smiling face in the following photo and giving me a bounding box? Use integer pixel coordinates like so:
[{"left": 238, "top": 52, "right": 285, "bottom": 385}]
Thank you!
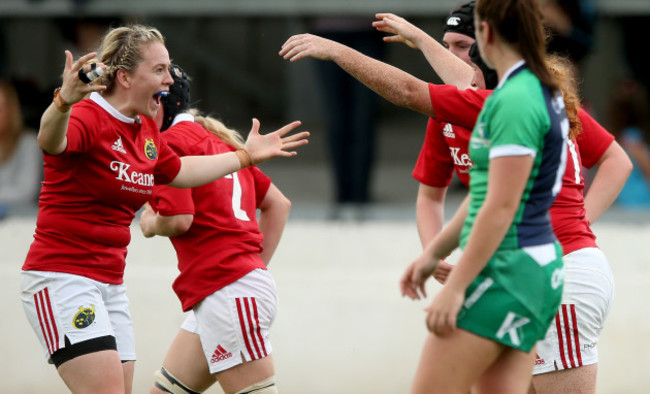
[{"left": 121, "top": 42, "right": 173, "bottom": 119}]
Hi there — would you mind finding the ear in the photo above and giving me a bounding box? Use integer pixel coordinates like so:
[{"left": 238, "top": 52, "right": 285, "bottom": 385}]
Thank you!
[{"left": 115, "top": 68, "right": 131, "bottom": 89}]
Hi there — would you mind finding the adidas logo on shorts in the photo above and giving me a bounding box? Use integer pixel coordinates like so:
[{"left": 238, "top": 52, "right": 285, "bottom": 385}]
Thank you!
[{"left": 211, "top": 344, "right": 233, "bottom": 363}]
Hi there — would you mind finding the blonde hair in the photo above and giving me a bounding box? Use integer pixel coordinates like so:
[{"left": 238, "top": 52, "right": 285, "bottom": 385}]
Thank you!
[
  {"left": 546, "top": 54, "right": 582, "bottom": 139},
  {"left": 95, "top": 25, "right": 165, "bottom": 93},
  {"left": 188, "top": 109, "right": 245, "bottom": 150}
]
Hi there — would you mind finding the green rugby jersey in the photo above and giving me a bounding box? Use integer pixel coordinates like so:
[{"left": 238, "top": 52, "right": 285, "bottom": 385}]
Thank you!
[{"left": 461, "top": 62, "right": 569, "bottom": 251}]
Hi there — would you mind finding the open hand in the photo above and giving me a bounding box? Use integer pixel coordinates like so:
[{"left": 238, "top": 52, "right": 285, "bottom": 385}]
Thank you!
[
  {"left": 373, "top": 13, "right": 426, "bottom": 50},
  {"left": 279, "top": 34, "right": 341, "bottom": 62},
  {"left": 424, "top": 285, "right": 465, "bottom": 336},
  {"left": 244, "top": 118, "right": 309, "bottom": 165},
  {"left": 399, "top": 253, "right": 442, "bottom": 300},
  {"left": 58, "top": 50, "right": 108, "bottom": 105}
]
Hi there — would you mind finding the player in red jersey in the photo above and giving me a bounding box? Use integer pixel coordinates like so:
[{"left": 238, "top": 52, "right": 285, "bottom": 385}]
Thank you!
[
  {"left": 139, "top": 64, "right": 285, "bottom": 394},
  {"left": 280, "top": 4, "right": 631, "bottom": 392},
  {"left": 20, "top": 26, "right": 308, "bottom": 394}
]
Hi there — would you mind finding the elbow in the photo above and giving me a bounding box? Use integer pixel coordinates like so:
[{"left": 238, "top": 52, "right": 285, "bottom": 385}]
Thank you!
[
  {"left": 169, "top": 215, "right": 193, "bottom": 236},
  {"left": 280, "top": 195, "right": 292, "bottom": 216},
  {"left": 37, "top": 132, "right": 53, "bottom": 153},
  {"left": 624, "top": 157, "right": 634, "bottom": 179}
]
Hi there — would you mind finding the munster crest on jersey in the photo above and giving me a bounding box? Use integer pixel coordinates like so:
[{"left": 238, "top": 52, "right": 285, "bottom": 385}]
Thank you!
[
  {"left": 73, "top": 305, "right": 96, "bottom": 329},
  {"left": 144, "top": 138, "right": 158, "bottom": 160}
]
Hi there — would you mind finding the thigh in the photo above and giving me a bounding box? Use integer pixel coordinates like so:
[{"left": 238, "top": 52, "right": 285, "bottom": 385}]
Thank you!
[
  {"left": 474, "top": 346, "right": 536, "bottom": 394},
  {"left": 532, "top": 363, "right": 597, "bottom": 394},
  {"left": 160, "top": 326, "right": 217, "bottom": 393},
  {"left": 216, "top": 355, "right": 275, "bottom": 394},
  {"left": 21, "top": 271, "right": 115, "bottom": 362},
  {"left": 57, "top": 350, "right": 125, "bottom": 394},
  {"left": 412, "top": 329, "right": 502, "bottom": 394}
]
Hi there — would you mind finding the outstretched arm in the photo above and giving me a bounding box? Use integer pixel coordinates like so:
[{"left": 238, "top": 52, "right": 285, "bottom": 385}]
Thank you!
[
  {"left": 280, "top": 33, "right": 435, "bottom": 118},
  {"left": 373, "top": 13, "right": 474, "bottom": 89},
  {"left": 169, "top": 119, "right": 309, "bottom": 189}
]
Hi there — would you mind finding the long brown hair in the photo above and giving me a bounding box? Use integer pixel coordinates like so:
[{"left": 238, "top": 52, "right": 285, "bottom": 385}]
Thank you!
[{"left": 475, "top": 0, "right": 559, "bottom": 92}]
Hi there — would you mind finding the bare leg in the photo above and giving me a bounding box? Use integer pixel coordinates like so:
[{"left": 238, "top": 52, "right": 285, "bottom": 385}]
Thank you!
[
  {"left": 216, "top": 355, "right": 275, "bottom": 394},
  {"left": 531, "top": 364, "right": 597, "bottom": 394},
  {"left": 149, "top": 329, "right": 275, "bottom": 394},
  {"left": 150, "top": 329, "right": 216, "bottom": 393},
  {"left": 58, "top": 350, "right": 125, "bottom": 394},
  {"left": 123, "top": 360, "right": 135, "bottom": 394},
  {"left": 411, "top": 328, "right": 503, "bottom": 394},
  {"left": 474, "top": 346, "right": 536, "bottom": 394}
]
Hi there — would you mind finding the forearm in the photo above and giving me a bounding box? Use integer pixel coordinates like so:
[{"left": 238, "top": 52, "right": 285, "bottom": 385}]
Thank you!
[
  {"left": 416, "top": 36, "right": 474, "bottom": 89},
  {"left": 169, "top": 153, "right": 241, "bottom": 189},
  {"left": 258, "top": 206, "right": 290, "bottom": 266},
  {"left": 140, "top": 212, "right": 192, "bottom": 237},
  {"left": 424, "top": 195, "right": 469, "bottom": 260},
  {"left": 330, "top": 45, "right": 433, "bottom": 116},
  {"left": 584, "top": 141, "right": 633, "bottom": 224},
  {"left": 38, "top": 103, "right": 70, "bottom": 155},
  {"left": 415, "top": 185, "right": 447, "bottom": 248},
  {"left": 258, "top": 185, "right": 291, "bottom": 265}
]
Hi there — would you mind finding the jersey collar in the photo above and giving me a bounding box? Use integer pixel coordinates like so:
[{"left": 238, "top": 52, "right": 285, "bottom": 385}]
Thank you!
[
  {"left": 90, "top": 92, "right": 142, "bottom": 124},
  {"left": 496, "top": 60, "right": 526, "bottom": 89},
  {"left": 171, "top": 113, "right": 194, "bottom": 127}
]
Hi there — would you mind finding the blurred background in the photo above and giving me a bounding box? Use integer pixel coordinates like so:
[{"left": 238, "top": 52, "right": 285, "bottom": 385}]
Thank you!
[
  {"left": 1, "top": 0, "right": 650, "bottom": 218},
  {"left": 2, "top": 1, "right": 650, "bottom": 393}
]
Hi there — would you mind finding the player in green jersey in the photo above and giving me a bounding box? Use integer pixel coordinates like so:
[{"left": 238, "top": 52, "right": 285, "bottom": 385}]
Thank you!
[{"left": 400, "top": 0, "right": 569, "bottom": 392}]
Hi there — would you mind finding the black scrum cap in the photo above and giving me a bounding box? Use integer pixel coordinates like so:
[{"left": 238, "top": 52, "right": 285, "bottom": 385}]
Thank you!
[
  {"left": 444, "top": 1, "right": 476, "bottom": 39},
  {"left": 161, "top": 64, "right": 191, "bottom": 132}
]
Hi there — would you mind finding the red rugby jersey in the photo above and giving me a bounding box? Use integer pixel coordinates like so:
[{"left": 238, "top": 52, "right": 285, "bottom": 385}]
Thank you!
[
  {"left": 414, "top": 84, "right": 615, "bottom": 254},
  {"left": 23, "top": 93, "right": 182, "bottom": 284},
  {"left": 150, "top": 121, "right": 271, "bottom": 311}
]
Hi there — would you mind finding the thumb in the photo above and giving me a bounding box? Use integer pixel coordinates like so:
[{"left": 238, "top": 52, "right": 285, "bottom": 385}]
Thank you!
[{"left": 249, "top": 118, "right": 260, "bottom": 137}]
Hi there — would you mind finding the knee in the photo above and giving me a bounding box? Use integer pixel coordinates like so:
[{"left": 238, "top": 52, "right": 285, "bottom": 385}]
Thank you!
[
  {"left": 153, "top": 367, "right": 201, "bottom": 394},
  {"left": 234, "top": 375, "right": 278, "bottom": 394}
]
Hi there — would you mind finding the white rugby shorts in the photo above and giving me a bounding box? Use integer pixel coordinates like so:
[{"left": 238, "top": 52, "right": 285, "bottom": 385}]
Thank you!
[
  {"left": 534, "top": 247, "right": 614, "bottom": 374},
  {"left": 20, "top": 270, "right": 136, "bottom": 363},
  {"left": 181, "top": 268, "right": 278, "bottom": 374}
]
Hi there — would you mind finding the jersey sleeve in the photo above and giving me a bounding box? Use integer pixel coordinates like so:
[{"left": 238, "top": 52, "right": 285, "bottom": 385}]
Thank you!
[
  {"left": 429, "top": 84, "right": 491, "bottom": 129},
  {"left": 153, "top": 135, "right": 182, "bottom": 185},
  {"left": 575, "top": 109, "right": 615, "bottom": 169},
  {"left": 150, "top": 184, "right": 195, "bottom": 216},
  {"left": 64, "top": 102, "right": 101, "bottom": 153},
  {"left": 412, "top": 118, "right": 455, "bottom": 187},
  {"left": 250, "top": 166, "right": 272, "bottom": 207}
]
